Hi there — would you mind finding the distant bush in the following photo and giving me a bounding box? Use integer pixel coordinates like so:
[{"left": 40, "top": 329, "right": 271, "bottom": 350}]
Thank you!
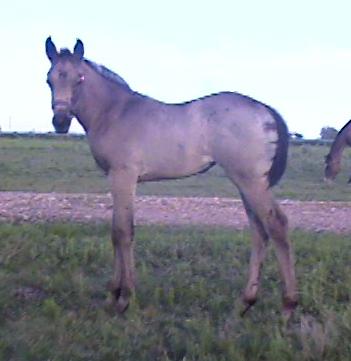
[{"left": 320, "top": 126, "right": 338, "bottom": 140}]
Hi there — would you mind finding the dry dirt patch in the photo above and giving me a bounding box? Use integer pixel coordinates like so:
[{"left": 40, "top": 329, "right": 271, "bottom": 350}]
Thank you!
[{"left": 0, "top": 192, "right": 350, "bottom": 233}]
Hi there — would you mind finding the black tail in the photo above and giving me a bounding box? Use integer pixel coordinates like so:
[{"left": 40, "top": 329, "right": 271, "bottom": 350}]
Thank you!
[{"left": 266, "top": 106, "right": 289, "bottom": 187}]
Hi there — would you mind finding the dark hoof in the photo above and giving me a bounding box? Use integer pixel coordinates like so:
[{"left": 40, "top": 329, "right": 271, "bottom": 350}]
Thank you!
[
  {"left": 111, "top": 287, "right": 130, "bottom": 314},
  {"left": 115, "top": 297, "right": 130, "bottom": 314},
  {"left": 240, "top": 298, "right": 257, "bottom": 317},
  {"left": 282, "top": 298, "right": 298, "bottom": 321}
]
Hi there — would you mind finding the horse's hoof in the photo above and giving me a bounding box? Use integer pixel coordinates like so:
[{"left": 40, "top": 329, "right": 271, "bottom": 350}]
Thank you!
[
  {"left": 115, "top": 297, "right": 130, "bottom": 314},
  {"left": 240, "top": 298, "right": 257, "bottom": 317},
  {"left": 111, "top": 287, "right": 131, "bottom": 314},
  {"left": 282, "top": 298, "right": 298, "bottom": 321}
]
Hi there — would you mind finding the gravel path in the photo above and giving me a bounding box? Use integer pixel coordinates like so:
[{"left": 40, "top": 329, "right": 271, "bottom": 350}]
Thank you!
[{"left": 0, "top": 192, "right": 350, "bottom": 233}]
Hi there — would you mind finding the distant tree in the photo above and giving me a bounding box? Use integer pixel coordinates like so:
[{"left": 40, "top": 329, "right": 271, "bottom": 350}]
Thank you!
[{"left": 320, "top": 126, "right": 338, "bottom": 140}]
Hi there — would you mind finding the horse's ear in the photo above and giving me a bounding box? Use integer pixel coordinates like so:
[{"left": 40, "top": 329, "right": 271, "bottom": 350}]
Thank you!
[
  {"left": 73, "top": 39, "right": 84, "bottom": 60},
  {"left": 45, "top": 36, "right": 58, "bottom": 62}
]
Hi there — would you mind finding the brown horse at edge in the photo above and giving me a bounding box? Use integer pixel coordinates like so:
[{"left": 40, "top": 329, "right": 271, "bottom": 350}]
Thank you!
[{"left": 325, "top": 120, "right": 351, "bottom": 182}]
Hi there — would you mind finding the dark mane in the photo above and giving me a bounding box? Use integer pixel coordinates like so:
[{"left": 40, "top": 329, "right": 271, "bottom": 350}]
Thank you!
[
  {"left": 58, "top": 48, "right": 74, "bottom": 58},
  {"left": 325, "top": 119, "right": 351, "bottom": 163},
  {"left": 56, "top": 47, "right": 130, "bottom": 90},
  {"left": 328, "top": 119, "right": 351, "bottom": 154},
  {"left": 338, "top": 119, "right": 351, "bottom": 134},
  {"left": 84, "top": 60, "right": 130, "bottom": 89}
]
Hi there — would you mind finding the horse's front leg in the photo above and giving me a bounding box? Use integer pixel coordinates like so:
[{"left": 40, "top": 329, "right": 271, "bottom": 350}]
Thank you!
[{"left": 108, "top": 169, "right": 137, "bottom": 313}]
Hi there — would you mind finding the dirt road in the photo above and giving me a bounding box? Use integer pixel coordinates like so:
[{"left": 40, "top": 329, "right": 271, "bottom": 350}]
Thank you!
[{"left": 0, "top": 192, "right": 349, "bottom": 233}]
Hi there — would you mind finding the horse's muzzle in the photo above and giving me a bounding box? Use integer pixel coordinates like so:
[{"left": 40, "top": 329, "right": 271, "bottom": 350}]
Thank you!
[
  {"left": 52, "top": 113, "right": 72, "bottom": 134},
  {"left": 52, "top": 100, "right": 71, "bottom": 113}
]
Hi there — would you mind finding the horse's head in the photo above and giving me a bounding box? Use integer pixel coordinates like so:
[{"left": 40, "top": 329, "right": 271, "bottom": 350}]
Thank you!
[
  {"left": 45, "top": 37, "right": 85, "bottom": 134},
  {"left": 324, "top": 153, "right": 341, "bottom": 183}
]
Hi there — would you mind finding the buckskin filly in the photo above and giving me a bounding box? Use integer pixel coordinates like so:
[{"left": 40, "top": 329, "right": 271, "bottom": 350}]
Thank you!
[{"left": 45, "top": 37, "right": 297, "bottom": 317}]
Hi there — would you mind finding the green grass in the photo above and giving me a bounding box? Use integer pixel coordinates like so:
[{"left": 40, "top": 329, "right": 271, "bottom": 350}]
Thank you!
[
  {"left": 0, "top": 137, "right": 107, "bottom": 193},
  {"left": 1, "top": 223, "right": 351, "bottom": 360},
  {"left": 0, "top": 137, "right": 351, "bottom": 200}
]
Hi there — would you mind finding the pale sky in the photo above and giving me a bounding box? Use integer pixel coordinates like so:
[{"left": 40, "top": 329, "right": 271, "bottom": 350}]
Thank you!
[{"left": 1, "top": 0, "right": 351, "bottom": 138}]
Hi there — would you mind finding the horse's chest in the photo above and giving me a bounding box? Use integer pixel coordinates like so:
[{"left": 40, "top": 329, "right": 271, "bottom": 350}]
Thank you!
[
  {"left": 88, "top": 135, "right": 133, "bottom": 174},
  {"left": 88, "top": 139, "right": 112, "bottom": 173},
  {"left": 92, "top": 152, "right": 110, "bottom": 172}
]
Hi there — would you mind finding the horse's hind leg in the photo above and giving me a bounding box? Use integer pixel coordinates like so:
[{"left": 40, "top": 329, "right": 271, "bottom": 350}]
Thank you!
[
  {"left": 267, "top": 201, "right": 298, "bottom": 318},
  {"left": 240, "top": 194, "right": 269, "bottom": 315},
  {"left": 238, "top": 182, "right": 298, "bottom": 317}
]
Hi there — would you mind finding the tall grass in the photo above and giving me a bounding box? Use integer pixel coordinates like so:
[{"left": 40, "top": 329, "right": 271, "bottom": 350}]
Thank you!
[{"left": 1, "top": 223, "right": 350, "bottom": 360}]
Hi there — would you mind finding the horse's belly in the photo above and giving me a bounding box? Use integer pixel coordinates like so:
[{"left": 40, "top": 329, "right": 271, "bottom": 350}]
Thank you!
[{"left": 138, "top": 155, "right": 214, "bottom": 182}]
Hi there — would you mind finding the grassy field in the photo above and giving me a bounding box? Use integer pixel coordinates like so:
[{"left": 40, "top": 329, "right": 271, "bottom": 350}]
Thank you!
[
  {"left": 1, "top": 137, "right": 351, "bottom": 360},
  {"left": 0, "top": 223, "right": 350, "bottom": 361},
  {"left": 0, "top": 136, "right": 351, "bottom": 200}
]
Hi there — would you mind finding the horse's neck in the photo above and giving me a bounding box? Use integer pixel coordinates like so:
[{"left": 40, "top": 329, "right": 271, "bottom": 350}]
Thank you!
[
  {"left": 74, "top": 65, "right": 131, "bottom": 132},
  {"left": 329, "top": 132, "right": 348, "bottom": 162}
]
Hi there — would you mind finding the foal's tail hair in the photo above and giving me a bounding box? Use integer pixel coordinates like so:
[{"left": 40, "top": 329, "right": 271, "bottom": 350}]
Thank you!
[{"left": 266, "top": 106, "right": 289, "bottom": 187}]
